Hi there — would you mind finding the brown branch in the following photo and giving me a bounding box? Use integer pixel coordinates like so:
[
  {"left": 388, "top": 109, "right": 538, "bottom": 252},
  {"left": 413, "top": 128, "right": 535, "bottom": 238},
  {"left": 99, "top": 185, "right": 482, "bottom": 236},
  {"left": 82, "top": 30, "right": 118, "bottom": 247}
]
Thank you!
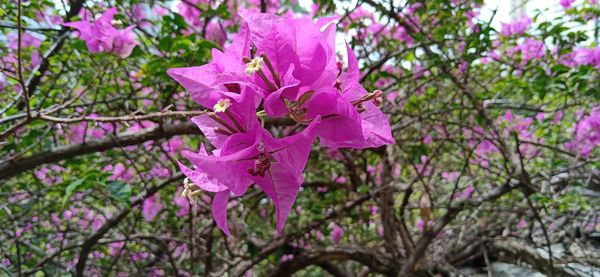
[
  {"left": 260, "top": 0, "right": 267, "bottom": 12},
  {"left": 25, "top": 0, "right": 85, "bottom": 96},
  {"left": 0, "top": 118, "right": 295, "bottom": 180},
  {"left": 16, "top": 0, "right": 30, "bottom": 120},
  {"left": 315, "top": 261, "right": 351, "bottom": 277},
  {"left": 38, "top": 110, "right": 206, "bottom": 123},
  {"left": 489, "top": 238, "right": 580, "bottom": 277},
  {"left": 1, "top": 0, "right": 85, "bottom": 141},
  {"left": 233, "top": 186, "right": 382, "bottom": 276},
  {"left": 397, "top": 179, "right": 518, "bottom": 276},
  {"left": 266, "top": 245, "right": 400, "bottom": 277},
  {"left": 73, "top": 174, "right": 183, "bottom": 277},
  {"left": 379, "top": 145, "right": 403, "bottom": 258},
  {"left": 0, "top": 122, "right": 198, "bottom": 180}
]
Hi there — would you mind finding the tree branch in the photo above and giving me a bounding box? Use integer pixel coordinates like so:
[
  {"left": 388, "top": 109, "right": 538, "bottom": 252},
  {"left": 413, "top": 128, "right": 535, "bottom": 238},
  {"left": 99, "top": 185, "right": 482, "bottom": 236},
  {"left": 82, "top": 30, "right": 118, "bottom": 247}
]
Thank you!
[
  {"left": 489, "top": 238, "right": 581, "bottom": 277},
  {"left": 266, "top": 245, "right": 399, "bottom": 277},
  {"left": 0, "top": 118, "right": 295, "bottom": 180},
  {"left": 0, "top": 122, "right": 198, "bottom": 180},
  {"left": 25, "top": 0, "right": 85, "bottom": 96},
  {"left": 73, "top": 174, "right": 183, "bottom": 277}
]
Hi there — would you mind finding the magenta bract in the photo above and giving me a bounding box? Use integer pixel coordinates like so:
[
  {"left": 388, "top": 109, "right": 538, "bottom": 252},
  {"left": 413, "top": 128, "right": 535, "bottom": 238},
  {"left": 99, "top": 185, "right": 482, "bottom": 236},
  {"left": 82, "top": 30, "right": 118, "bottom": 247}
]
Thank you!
[{"left": 168, "top": 13, "right": 394, "bottom": 235}]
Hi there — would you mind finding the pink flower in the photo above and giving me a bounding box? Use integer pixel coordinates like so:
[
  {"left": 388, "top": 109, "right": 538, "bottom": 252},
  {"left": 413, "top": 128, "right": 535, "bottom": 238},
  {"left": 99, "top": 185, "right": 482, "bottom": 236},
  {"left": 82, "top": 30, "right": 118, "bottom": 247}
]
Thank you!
[
  {"left": 142, "top": 195, "right": 163, "bottom": 221},
  {"left": 181, "top": 119, "right": 321, "bottom": 234},
  {"left": 377, "top": 225, "right": 384, "bottom": 237},
  {"left": 552, "top": 111, "right": 564, "bottom": 124},
  {"left": 415, "top": 156, "right": 432, "bottom": 176},
  {"left": 109, "top": 241, "right": 125, "bottom": 256},
  {"left": 330, "top": 223, "right": 344, "bottom": 242},
  {"left": 240, "top": 14, "right": 394, "bottom": 149},
  {"left": 560, "top": 0, "right": 576, "bottom": 8},
  {"left": 416, "top": 219, "right": 433, "bottom": 231},
  {"left": 460, "top": 186, "right": 475, "bottom": 199},
  {"left": 112, "top": 26, "right": 137, "bottom": 58},
  {"left": 500, "top": 16, "right": 532, "bottom": 37},
  {"left": 8, "top": 31, "right": 42, "bottom": 49},
  {"left": 91, "top": 217, "right": 105, "bottom": 231},
  {"left": 104, "top": 163, "right": 134, "bottom": 181},
  {"left": 441, "top": 171, "right": 460, "bottom": 182},
  {"left": 313, "top": 230, "right": 325, "bottom": 241},
  {"left": 571, "top": 47, "right": 600, "bottom": 69},
  {"left": 150, "top": 166, "right": 170, "bottom": 178},
  {"left": 422, "top": 134, "right": 433, "bottom": 145},
  {"left": 370, "top": 205, "right": 379, "bottom": 215},
  {"left": 566, "top": 107, "right": 600, "bottom": 156},
  {"left": 508, "top": 38, "right": 545, "bottom": 66},
  {"left": 536, "top": 112, "right": 546, "bottom": 123},
  {"left": 327, "top": 148, "right": 343, "bottom": 160},
  {"left": 63, "top": 8, "right": 137, "bottom": 58},
  {"left": 63, "top": 210, "right": 73, "bottom": 221},
  {"left": 280, "top": 254, "right": 294, "bottom": 262},
  {"left": 173, "top": 190, "right": 190, "bottom": 217},
  {"left": 168, "top": 14, "right": 393, "bottom": 235},
  {"left": 177, "top": 0, "right": 202, "bottom": 31},
  {"left": 153, "top": 5, "right": 169, "bottom": 17},
  {"left": 132, "top": 4, "right": 147, "bottom": 22},
  {"left": 205, "top": 22, "right": 227, "bottom": 47},
  {"left": 335, "top": 176, "right": 347, "bottom": 184}
]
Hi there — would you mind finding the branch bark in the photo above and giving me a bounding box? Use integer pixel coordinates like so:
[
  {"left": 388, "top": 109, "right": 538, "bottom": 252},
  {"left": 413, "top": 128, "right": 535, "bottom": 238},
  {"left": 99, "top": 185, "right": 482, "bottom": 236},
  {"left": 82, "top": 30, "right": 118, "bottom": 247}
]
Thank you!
[
  {"left": 25, "top": 0, "right": 85, "bottom": 96},
  {"left": 73, "top": 174, "right": 183, "bottom": 277},
  {"left": 398, "top": 179, "right": 518, "bottom": 276},
  {"left": 489, "top": 238, "right": 580, "bottom": 277},
  {"left": 266, "top": 245, "right": 400, "bottom": 277},
  {"left": 0, "top": 118, "right": 294, "bottom": 180},
  {"left": 0, "top": 122, "right": 199, "bottom": 180}
]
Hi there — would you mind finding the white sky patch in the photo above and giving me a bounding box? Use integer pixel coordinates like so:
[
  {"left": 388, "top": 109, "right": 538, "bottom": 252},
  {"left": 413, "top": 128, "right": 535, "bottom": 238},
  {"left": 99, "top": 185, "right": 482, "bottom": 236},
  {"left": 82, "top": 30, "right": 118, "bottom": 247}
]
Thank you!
[{"left": 480, "top": 0, "right": 560, "bottom": 27}]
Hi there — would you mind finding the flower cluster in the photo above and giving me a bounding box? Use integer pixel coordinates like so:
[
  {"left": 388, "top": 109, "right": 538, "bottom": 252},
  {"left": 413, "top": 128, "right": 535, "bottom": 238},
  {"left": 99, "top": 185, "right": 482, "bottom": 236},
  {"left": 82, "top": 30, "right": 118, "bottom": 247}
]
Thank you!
[
  {"left": 566, "top": 107, "right": 600, "bottom": 157},
  {"left": 560, "top": 47, "right": 600, "bottom": 69},
  {"left": 169, "top": 13, "right": 394, "bottom": 235},
  {"left": 500, "top": 16, "right": 532, "bottom": 37},
  {"left": 63, "top": 8, "right": 137, "bottom": 58},
  {"left": 1, "top": 32, "right": 42, "bottom": 92},
  {"left": 560, "top": 0, "right": 577, "bottom": 8}
]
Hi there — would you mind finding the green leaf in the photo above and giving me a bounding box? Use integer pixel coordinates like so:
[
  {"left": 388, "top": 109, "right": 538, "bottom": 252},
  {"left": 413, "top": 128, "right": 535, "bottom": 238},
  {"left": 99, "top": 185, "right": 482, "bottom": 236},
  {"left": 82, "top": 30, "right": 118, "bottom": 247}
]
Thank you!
[
  {"left": 172, "top": 14, "right": 187, "bottom": 30},
  {"left": 551, "top": 64, "right": 570, "bottom": 75},
  {"left": 106, "top": 181, "right": 132, "bottom": 205},
  {"left": 63, "top": 177, "right": 89, "bottom": 205},
  {"left": 71, "top": 40, "right": 87, "bottom": 51},
  {"left": 171, "top": 38, "right": 195, "bottom": 52},
  {"left": 129, "top": 46, "right": 143, "bottom": 58},
  {"left": 158, "top": 37, "right": 173, "bottom": 52}
]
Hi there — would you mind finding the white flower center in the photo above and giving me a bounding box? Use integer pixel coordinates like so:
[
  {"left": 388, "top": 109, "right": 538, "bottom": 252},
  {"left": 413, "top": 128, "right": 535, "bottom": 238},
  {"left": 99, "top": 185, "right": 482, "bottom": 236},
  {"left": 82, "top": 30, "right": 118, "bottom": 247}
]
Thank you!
[
  {"left": 245, "top": 57, "right": 264, "bottom": 75},
  {"left": 213, "top": 98, "right": 232, "bottom": 113}
]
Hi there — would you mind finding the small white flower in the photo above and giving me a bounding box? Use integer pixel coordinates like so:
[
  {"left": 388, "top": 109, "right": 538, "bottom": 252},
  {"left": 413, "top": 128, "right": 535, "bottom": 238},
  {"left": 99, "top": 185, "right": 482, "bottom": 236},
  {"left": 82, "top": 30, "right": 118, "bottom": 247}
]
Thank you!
[
  {"left": 213, "top": 98, "right": 232, "bottom": 113},
  {"left": 182, "top": 178, "right": 192, "bottom": 197},
  {"left": 245, "top": 57, "right": 264, "bottom": 75},
  {"left": 182, "top": 178, "right": 204, "bottom": 205}
]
